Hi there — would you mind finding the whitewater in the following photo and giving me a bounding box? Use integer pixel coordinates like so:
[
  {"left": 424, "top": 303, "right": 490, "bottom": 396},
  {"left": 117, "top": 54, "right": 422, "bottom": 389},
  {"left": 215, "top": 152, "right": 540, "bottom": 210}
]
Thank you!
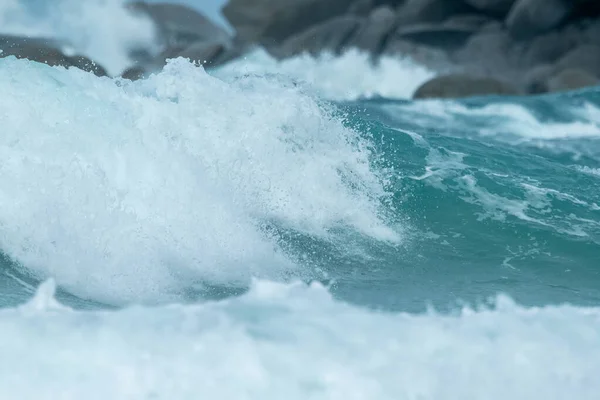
[{"left": 1, "top": 0, "right": 600, "bottom": 398}]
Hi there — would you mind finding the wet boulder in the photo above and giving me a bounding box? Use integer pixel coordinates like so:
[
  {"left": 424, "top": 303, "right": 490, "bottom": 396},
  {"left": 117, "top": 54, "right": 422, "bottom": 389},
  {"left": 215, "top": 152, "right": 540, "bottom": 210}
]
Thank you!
[
  {"left": 222, "top": 0, "right": 353, "bottom": 44},
  {"left": 506, "top": 0, "right": 574, "bottom": 40},
  {"left": 554, "top": 44, "right": 600, "bottom": 78},
  {"left": 413, "top": 73, "right": 520, "bottom": 99},
  {"left": 546, "top": 68, "right": 599, "bottom": 92},
  {"left": 396, "top": 0, "right": 474, "bottom": 25},
  {"left": 347, "top": 6, "right": 397, "bottom": 54},
  {"left": 128, "top": 2, "right": 231, "bottom": 47},
  {"left": 521, "top": 30, "right": 579, "bottom": 68},
  {"left": 0, "top": 35, "right": 106, "bottom": 76},
  {"left": 463, "top": 0, "right": 516, "bottom": 16},
  {"left": 272, "top": 15, "right": 363, "bottom": 59},
  {"left": 395, "top": 15, "right": 488, "bottom": 49}
]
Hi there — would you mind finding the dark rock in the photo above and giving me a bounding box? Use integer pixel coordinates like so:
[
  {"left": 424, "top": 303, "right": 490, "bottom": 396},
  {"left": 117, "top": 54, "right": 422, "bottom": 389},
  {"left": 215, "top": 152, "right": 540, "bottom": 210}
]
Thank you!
[
  {"left": 222, "top": 0, "right": 353, "bottom": 44},
  {"left": 272, "top": 15, "right": 363, "bottom": 59},
  {"left": 396, "top": 0, "right": 474, "bottom": 25},
  {"left": 413, "top": 73, "right": 520, "bottom": 99},
  {"left": 555, "top": 44, "right": 600, "bottom": 78},
  {"left": 348, "top": 0, "right": 376, "bottom": 15},
  {"left": 129, "top": 2, "right": 231, "bottom": 47},
  {"left": 452, "top": 30, "right": 518, "bottom": 78},
  {"left": 395, "top": 15, "right": 486, "bottom": 49},
  {"left": 121, "top": 65, "right": 147, "bottom": 80},
  {"left": 445, "top": 13, "right": 493, "bottom": 28},
  {"left": 66, "top": 55, "right": 108, "bottom": 77},
  {"left": 546, "top": 68, "right": 599, "bottom": 92},
  {"left": 464, "top": 0, "right": 516, "bottom": 16},
  {"left": 521, "top": 30, "right": 578, "bottom": 68},
  {"left": 347, "top": 6, "right": 397, "bottom": 54},
  {"left": 384, "top": 39, "right": 453, "bottom": 70},
  {"left": 177, "top": 41, "right": 226, "bottom": 66},
  {"left": 506, "top": 0, "right": 574, "bottom": 40},
  {"left": 524, "top": 63, "right": 554, "bottom": 93},
  {"left": 0, "top": 35, "right": 106, "bottom": 77},
  {"left": 0, "top": 35, "right": 72, "bottom": 67}
]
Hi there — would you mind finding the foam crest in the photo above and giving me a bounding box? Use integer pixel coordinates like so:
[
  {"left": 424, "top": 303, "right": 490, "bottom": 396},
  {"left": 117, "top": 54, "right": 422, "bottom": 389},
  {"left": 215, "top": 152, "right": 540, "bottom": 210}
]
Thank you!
[
  {"left": 1, "top": 280, "right": 599, "bottom": 400},
  {"left": 211, "top": 49, "right": 435, "bottom": 101},
  {"left": 0, "top": 57, "right": 397, "bottom": 305},
  {"left": 398, "top": 99, "right": 600, "bottom": 140},
  {"left": 0, "top": 0, "right": 158, "bottom": 75}
]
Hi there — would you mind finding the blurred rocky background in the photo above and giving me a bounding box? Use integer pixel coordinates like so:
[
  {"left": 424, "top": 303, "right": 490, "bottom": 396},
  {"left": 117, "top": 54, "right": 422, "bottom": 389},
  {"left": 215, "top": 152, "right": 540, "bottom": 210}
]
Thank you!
[{"left": 2, "top": 0, "right": 600, "bottom": 99}]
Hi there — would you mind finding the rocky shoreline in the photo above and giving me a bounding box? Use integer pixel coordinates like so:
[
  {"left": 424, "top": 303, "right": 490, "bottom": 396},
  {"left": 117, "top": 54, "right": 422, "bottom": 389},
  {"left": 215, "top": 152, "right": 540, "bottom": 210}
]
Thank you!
[{"left": 2, "top": 0, "right": 600, "bottom": 99}]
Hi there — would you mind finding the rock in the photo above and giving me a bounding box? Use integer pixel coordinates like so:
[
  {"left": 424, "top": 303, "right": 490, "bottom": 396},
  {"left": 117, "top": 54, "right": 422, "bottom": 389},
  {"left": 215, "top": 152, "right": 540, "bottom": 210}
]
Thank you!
[
  {"left": 554, "top": 44, "right": 600, "bottom": 78},
  {"left": 347, "top": 6, "right": 397, "bottom": 54},
  {"left": 506, "top": 0, "right": 574, "bottom": 40},
  {"left": 129, "top": 2, "right": 231, "bottom": 47},
  {"left": 452, "top": 30, "right": 518, "bottom": 78},
  {"left": 0, "top": 35, "right": 106, "bottom": 77},
  {"left": 521, "top": 30, "right": 578, "bottom": 68},
  {"left": 464, "top": 0, "right": 516, "bottom": 16},
  {"left": 413, "top": 73, "right": 520, "bottom": 99},
  {"left": 0, "top": 36, "right": 72, "bottom": 67},
  {"left": 177, "top": 41, "right": 226, "bottom": 66},
  {"left": 395, "top": 15, "right": 486, "bottom": 49},
  {"left": 67, "top": 55, "right": 108, "bottom": 77},
  {"left": 222, "top": 0, "right": 353, "bottom": 44},
  {"left": 272, "top": 15, "right": 363, "bottom": 59},
  {"left": 384, "top": 39, "right": 453, "bottom": 70},
  {"left": 546, "top": 68, "right": 599, "bottom": 92},
  {"left": 121, "top": 65, "right": 147, "bottom": 80},
  {"left": 523, "top": 63, "right": 554, "bottom": 93},
  {"left": 396, "top": 0, "right": 474, "bottom": 25},
  {"left": 348, "top": 0, "right": 376, "bottom": 15}
]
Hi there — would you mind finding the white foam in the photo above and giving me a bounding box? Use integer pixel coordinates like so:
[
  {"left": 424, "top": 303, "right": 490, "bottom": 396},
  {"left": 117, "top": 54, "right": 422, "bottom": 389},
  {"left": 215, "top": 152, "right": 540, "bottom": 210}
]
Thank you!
[
  {"left": 396, "top": 100, "right": 600, "bottom": 140},
  {"left": 1, "top": 279, "right": 599, "bottom": 399},
  {"left": 0, "top": 0, "right": 158, "bottom": 76},
  {"left": 211, "top": 48, "right": 436, "bottom": 101},
  {"left": 0, "top": 57, "right": 398, "bottom": 305}
]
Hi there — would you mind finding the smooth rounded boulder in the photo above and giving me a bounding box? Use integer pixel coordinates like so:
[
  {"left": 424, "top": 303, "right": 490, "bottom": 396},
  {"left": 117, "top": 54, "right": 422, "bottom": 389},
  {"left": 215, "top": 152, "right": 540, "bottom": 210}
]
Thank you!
[
  {"left": 554, "top": 44, "right": 600, "bottom": 78},
  {"left": 222, "top": 0, "right": 353, "bottom": 44},
  {"left": 506, "top": 0, "right": 573, "bottom": 40},
  {"left": 464, "top": 0, "right": 516, "bottom": 16},
  {"left": 0, "top": 35, "right": 107, "bottom": 77},
  {"left": 413, "top": 73, "right": 520, "bottom": 99},
  {"left": 271, "top": 16, "right": 363, "bottom": 59},
  {"left": 128, "top": 2, "right": 231, "bottom": 47},
  {"left": 546, "top": 68, "right": 599, "bottom": 92}
]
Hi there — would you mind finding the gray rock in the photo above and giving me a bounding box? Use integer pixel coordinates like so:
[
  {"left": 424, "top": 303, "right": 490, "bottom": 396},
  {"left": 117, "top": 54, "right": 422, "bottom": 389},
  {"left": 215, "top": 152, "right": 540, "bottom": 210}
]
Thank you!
[
  {"left": 384, "top": 39, "right": 453, "bottom": 71},
  {"left": 0, "top": 35, "right": 106, "bottom": 76},
  {"left": 272, "top": 15, "right": 363, "bottom": 59},
  {"left": 348, "top": 6, "right": 397, "bottom": 54},
  {"left": 506, "top": 0, "right": 574, "bottom": 40},
  {"left": 546, "top": 68, "right": 599, "bottom": 92},
  {"left": 67, "top": 55, "right": 108, "bottom": 77},
  {"left": 523, "top": 63, "right": 554, "bottom": 93},
  {"left": 129, "top": 2, "right": 231, "bottom": 47},
  {"left": 464, "top": 0, "right": 516, "bottom": 16},
  {"left": 396, "top": 0, "right": 473, "bottom": 25},
  {"left": 555, "top": 44, "right": 600, "bottom": 78},
  {"left": 395, "top": 15, "right": 486, "bottom": 49},
  {"left": 177, "top": 41, "right": 226, "bottom": 66},
  {"left": 348, "top": 0, "right": 376, "bottom": 15},
  {"left": 521, "top": 30, "right": 578, "bottom": 68},
  {"left": 121, "top": 65, "right": 147, "bottom": 81},
  {"left": 413, "top": 73, "right": 519, "bottom": 99},
  {"left": 222, "top": 0, "right": 353, "bottom": 44},
  {"left": 452, "top": 30, "right": 519, "bottom": 78}
]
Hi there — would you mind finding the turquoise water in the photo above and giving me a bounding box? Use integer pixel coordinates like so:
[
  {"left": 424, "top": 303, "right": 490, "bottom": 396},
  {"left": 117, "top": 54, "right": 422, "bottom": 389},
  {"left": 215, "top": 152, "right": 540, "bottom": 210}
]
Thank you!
[{"left": 1, "top": 27, "right": 600, "bottom": 399}]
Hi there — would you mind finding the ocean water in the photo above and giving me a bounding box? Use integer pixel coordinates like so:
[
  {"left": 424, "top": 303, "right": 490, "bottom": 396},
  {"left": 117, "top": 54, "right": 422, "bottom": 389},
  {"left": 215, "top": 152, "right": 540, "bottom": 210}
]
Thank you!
[{"left": 2, "top": 1, "right": 600, "bottom": 398}]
